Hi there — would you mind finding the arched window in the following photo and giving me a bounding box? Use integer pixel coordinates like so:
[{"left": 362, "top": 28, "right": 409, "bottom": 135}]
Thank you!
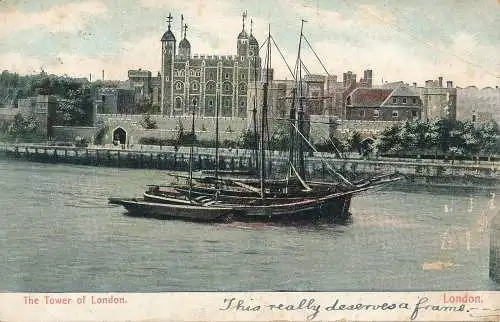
[
  {"left": 192, "top": 82, "right": 199, "bottom": 91},
  {"left": 205, "top": 81, "right": 216, "bottom": 94},
  {"left": 195, "top": 70, "right": 201, "bottom": 77},
  {"left": 175, "top": 82, "right": 184, "bottom": 91},
  {"left": 175, "top": 97, "right": 182, "bottom": 110},
  {"left": 239, "top": 83, "right": 246, "bottom": 95}
]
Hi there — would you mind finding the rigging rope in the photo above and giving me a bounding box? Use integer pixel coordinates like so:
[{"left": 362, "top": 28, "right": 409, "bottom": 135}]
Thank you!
[{"left": 289, "top": 121, "right": 354, "bottom": 187}]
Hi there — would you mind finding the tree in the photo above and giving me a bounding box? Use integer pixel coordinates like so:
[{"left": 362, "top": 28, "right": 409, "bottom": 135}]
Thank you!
[
  {"left": 140, "top": 113, "right": 158, "bottom": 129},
  {"left": 348, "top": 131, "right": 363, "bottom": 153}
]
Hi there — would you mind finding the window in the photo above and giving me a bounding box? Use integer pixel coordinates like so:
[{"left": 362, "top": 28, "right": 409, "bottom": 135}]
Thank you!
[
  {"left": 241, "top": 56, "right": 244, "bottom": 61},
  {"left": 412, "top": 111, "right": 417, "bottom": 117},
  {"left": 412, "top": 98, "right": 417, "bottom": 104},
  {"left": 392, "top": 97, "right": 397, "bottom": 103},
  {"left": 195, "top": 70, "right": 201, "bottom": 77},
  {"left": 239, "top": 100, "right": 245, "bottom": 107},
  {"left": 175, "top": 82, "right": 183, "bottom": 90},
  {"left": 360, "top": 110, "right": 365, "bottom": 117},
  {"left": 402, "top": 98, "right": 407, "bottom": 104},
  {"left": 241, "top": 73, "right": 245, "bottom": 80},
  {"left": 224, "top": 99, "right": 230, "bottom": 107},
  {"left": 225, "top": 72, "right": 230, "bottom": 79},
  {"left": 175, "top": 97, "right": 182, "bottom": 110},
  {"left": 239, "top": 83, "right": 246, "bottom": 95},
  {"left": 373, "top": 109, "right": 380, "bottom": 117},
  {"left": 225, "top": 83, "right": 231, "bottom": 91},
  {"left": 164, "top": 76, "right": 169, "bottom": 81},
  {"left": 392, "top": 110, "right": 399, "bottom": 118},
  {"left": 206, "top": 82, "right": 215, "bottom": 92},
  {"left": 192, "top": 82, "right": 199, "bottom": 91},
  {"left": 208, "top": 99, "right": 214, "bottom": 107}
]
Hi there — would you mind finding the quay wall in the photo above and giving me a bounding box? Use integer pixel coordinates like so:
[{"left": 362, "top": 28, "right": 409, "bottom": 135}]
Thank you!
[{"left": 1, "top": 144, "right": 498, "bottom": 188}]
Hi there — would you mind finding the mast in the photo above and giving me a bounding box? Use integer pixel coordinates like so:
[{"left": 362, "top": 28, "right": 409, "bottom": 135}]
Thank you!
[
  {"left": 252, "top": 35, "right": 259, "bottom": 173},
  {"left": 188, "top": 99, "right": 196, "bottom": 200},
  {"left": 260, "top": 25, "right": 271, "bottom": 199},
  {"left": 215, "top": 84, "right": 220, "bottom": 190},
  {"left": 297, "top": 19, "right": 306, "bottom": 179}
]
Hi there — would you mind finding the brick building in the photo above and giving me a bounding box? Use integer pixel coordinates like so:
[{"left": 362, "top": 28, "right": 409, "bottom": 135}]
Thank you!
[{"left": 345, "top": 86, "right": 423, "bottom": 121}]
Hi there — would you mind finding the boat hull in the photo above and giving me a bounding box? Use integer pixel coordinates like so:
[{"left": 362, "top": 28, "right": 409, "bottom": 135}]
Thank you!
[{"left": 108, "top": 197, "right": 235, "bottom": 222}]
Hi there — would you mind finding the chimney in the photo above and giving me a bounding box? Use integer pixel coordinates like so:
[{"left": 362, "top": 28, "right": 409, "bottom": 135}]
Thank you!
[
  {"left": 447, "top": 81, "right": 453, "bottom": 89},
  {"left": 89, "top": 73, "right": 92, "bottom": 82},
  {"left": 438, "top": 77, "right": 443, "bottom": 87},
  {"left": 102, "top": 69, "right": 105, "bottom": 81},
  {"left": 413, "top": 82, "right": 417, "bottom": 87}
]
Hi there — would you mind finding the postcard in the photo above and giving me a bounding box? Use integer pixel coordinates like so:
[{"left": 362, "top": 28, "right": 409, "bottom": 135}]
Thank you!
[{"left": 0, "top": 0, "right": 499, "bottom": 321}]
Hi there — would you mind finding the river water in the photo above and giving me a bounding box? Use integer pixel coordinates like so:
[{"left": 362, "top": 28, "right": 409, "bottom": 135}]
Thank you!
[{"left": 0, "top": 160, "right": 499, "bottom": 292}]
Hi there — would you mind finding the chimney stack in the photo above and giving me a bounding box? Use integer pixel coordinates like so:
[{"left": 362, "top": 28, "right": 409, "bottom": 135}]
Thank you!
[
  {"left": 447, "top": 81, "right": 453, "bottom": 89},
  {"left": 413, "top": 82, "right": 417, "bottom": 87},
  {"left": 102, "top": 69, "right": 104, "bottom": 81},
  {"left": 438, "top": 77, "right": 443, "bottom": 87}
]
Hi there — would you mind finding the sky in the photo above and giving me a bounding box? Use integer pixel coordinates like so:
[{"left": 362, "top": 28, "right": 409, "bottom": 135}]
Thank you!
[{"left": 1, "top": 0, "right": 499, "bottom": 88}]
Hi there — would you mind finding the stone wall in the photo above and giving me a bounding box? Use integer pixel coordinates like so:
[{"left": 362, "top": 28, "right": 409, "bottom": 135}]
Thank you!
[
  {"left": 52, "top": 126, "right": 99, "bottom": 142},
  {"left": 333, "top": 120, "right": 399, "bottom": 139}
]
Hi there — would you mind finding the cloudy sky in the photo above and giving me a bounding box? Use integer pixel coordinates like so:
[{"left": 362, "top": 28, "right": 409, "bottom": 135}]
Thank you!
[{"left": 1, "top": 0, "right": 499, "bottom": 88}]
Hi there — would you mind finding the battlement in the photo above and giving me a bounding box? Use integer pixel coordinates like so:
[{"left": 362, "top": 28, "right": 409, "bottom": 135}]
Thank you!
[{"left": 180, "top": 54, "right": 239, "bottom": 61}]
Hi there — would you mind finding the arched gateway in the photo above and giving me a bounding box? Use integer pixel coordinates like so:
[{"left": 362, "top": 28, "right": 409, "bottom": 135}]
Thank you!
[{"left": 113, "top": 127, "right": 127, "bottom": 145}]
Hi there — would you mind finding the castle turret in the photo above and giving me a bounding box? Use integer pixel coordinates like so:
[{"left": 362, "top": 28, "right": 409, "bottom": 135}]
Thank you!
[
  {"left": 248, "top": 18, "right": 259, "bottom": 57},
  {"left": 161, "top": 13, "right": 176, "bottom": 115},
  {"left": 237, "top": 11, "right": 249, "bottom": 57},
  {"left": 179, "top": 23, "right": 191, "bottom": 58}
]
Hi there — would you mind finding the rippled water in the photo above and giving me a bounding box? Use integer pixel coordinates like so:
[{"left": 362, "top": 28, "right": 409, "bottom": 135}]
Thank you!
[{"left": 0, "top": 160, "right": 499, "bottom": 292}]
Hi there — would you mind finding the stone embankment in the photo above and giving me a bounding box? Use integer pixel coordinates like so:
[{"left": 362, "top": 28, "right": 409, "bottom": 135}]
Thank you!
[{"left": 1, "top": 143, "right": 498, "bottom": 188}]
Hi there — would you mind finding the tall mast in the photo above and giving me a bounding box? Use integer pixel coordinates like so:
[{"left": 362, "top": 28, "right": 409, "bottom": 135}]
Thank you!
[
  {"left": 215, "top": 84, "right": 220, "bottom": 190},
  {"left": 297, "top": 19, "right": 306, "bottom": 179},
  {"left": 260, "top": 25, "right": 271, "bottom": 199},
  {"left": 252, "top": 27, "right": 259, "bottom": 173},
  {"left": 188, "top": 99, "right": 196, "bottom": 200}
]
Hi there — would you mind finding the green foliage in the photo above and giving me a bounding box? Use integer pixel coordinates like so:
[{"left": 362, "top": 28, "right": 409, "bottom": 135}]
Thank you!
[
  {"left": 94, "top": 124, "right": 109, "bottom": 145},
  {"left": 239, "top": 129, "right": 259, "bottom": 149},
  {"left": 140, "top": 113, "right": 158, "bottom": 129},
  {"left": 348, "top": 131, "right": 363, "bottom": 153},
  {"left": 375, "top": 119, "right": 500, "bottom": 157},
  {"left": 1, "top": 113, "right": 45, "bottom": 142}
]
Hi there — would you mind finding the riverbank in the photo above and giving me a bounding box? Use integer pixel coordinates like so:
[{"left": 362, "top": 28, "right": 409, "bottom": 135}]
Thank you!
[{"left": 1, "top": 143, "right": 498, "bottom": 188}]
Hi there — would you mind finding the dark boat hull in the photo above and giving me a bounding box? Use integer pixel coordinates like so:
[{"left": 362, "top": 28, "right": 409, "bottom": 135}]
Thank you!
[
  {"left": 108, "top": 197, "right": 234, "bottom": 222},
  {"left": 121, "top": 186, "right": 366, "bottom": 223}
]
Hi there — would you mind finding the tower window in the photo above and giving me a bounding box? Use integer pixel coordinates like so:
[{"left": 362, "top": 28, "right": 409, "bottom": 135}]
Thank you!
[
  {"left": 241, "top": 73, "right": 245, "bottom": 80},
  {"left": 196, "top": 70, "right": 201, "bottom": 77},
  {"left": 175, "top": 82, "right": 184, "bottom": 91},
  {"left": 208, "top": 100, "right": 214, "bottom": 107},
  {"left": 225, "top": 72, "right": 229, "bottom": 79},
  {"left": 392, "top": 97, "right": 397, "bottom": 103},
  {"left": 392, "top": 110, "right": 399, "bottom": 118},
  {"left": 241, "top": 56, "right": 244, "bottom": 61},
  {"left": 192, "top": 83, "right": 199, "bottom": 91},
  {"left": 402, "top": 98, "right": 407, "bottom": 104},
  {"left": 412, "top": 98, "right": 417, "bottom": 104},
  {"left": 224, "top": 83, "right": 230, "bottom": 91},
  {"left": 373, "top": 109, "right": 380, "bottom": 117}
]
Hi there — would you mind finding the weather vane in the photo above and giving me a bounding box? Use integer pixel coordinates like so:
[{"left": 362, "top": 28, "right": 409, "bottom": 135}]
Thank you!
[{"left": 167, "top": 12, "right": 173, "bottom": 29}]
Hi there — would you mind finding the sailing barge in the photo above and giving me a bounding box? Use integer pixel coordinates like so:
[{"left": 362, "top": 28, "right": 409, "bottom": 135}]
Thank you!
[{"left": 109, "top": 21, "right": 402, "bottom": 223}]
